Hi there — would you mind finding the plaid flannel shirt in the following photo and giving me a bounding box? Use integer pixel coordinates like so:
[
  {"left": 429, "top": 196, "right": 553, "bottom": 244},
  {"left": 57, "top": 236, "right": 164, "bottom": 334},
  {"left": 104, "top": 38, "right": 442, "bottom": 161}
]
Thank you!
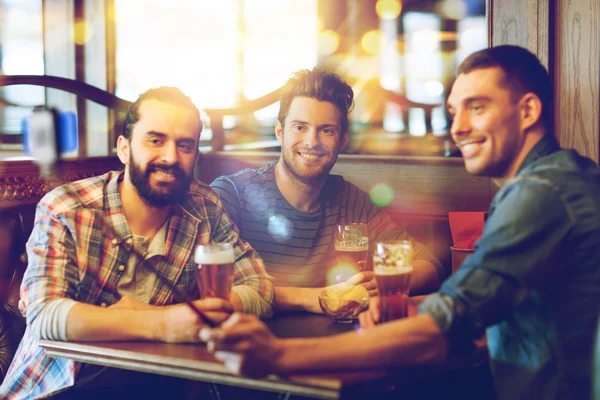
[{"left": 0, "top": 171, "right": 273, "bottom": 399}]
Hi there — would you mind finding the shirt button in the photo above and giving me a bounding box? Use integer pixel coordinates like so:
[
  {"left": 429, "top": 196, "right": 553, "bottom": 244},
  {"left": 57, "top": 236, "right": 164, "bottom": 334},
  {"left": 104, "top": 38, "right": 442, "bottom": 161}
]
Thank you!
[
  {"left": 100, "top": 302, "right": 107, "bottom": 307},
  {"left": 118, "top": 265, "right": 125, "bottom": 272},
  {"left": 112, "top": 238, "right": 118, "bottom": 246}
]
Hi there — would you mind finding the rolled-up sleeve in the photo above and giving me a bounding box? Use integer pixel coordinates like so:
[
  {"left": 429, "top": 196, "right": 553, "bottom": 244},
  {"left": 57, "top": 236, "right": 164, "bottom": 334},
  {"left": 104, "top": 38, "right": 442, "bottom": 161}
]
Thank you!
[
  {"left": 21, "top": 196, "right": 80, "bottom": 327},
  {"left": 420, "top": 179, "right": 574, "bottom": 346}
]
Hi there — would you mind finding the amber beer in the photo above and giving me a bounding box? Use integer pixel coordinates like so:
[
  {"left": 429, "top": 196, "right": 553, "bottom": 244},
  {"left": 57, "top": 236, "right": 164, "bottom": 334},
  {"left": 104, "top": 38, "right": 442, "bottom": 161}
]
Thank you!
[
  {"left": 375, "top": 266, "right": 412, "bottom": 322},
  {"left": 195, "top": 243, "right": 235, "bottom": 299},
  {"left": 335, "top": 223, "right": 369, "bottom": 272},
  {"left": 335, "top": 244, "right": 369, "bottom": 271},
  {"left": 373, "top": 240, "right": 413, "bottom": 322}
]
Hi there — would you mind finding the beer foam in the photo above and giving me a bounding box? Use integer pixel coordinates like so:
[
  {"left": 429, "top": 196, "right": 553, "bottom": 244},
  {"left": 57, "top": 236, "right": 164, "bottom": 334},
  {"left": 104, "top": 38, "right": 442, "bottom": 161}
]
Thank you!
[
  {"left": 334, "top": 244, "right": 368, "bottom": 252},
  {"left": 374, "top": 265, "right": 413, "bottom": 275},
  {"left": 194, "top": 248, "right": 235, "bottom": 264}
]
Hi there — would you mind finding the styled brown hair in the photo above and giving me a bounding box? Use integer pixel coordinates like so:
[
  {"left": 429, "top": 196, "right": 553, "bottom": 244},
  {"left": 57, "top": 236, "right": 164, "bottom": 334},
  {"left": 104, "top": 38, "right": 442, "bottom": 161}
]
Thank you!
[
  {"left": 121, "top": 86, "right": 202, "bottom": 140},
  {"left": 457, "top": 45, "right": 553, "bottom": 132},
  {"left": 277, "top": 68, "right": 354, "bottom": 134}
]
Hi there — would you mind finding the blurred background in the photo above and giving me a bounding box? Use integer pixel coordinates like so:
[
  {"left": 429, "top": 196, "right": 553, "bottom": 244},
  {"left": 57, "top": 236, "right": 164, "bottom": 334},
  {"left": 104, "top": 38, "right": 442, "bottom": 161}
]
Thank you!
[{"left": 0, "top": 0, "right": 487, "bottom": 157}]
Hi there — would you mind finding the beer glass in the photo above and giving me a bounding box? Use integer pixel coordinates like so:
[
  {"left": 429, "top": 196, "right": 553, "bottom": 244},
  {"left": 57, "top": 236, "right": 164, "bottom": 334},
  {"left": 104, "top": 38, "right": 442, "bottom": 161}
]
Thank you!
[
  {"left": 335, "top": 223, "right": 369, "bottom": 272},
  {"left": 194, "top": 242, "right": 235, "bottom": 299},
  {"left": 373, "top": 240, "right": 413, "bottom": 322}
]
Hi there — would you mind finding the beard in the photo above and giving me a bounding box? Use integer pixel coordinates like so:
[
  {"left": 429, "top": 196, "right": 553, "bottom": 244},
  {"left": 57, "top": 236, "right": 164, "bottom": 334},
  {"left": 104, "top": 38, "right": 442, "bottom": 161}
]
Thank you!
[
  {"left": 128, "top": 152, "right": 192, "bottom": 207},
  {"left": 280, "top": 136, "right": 339, "bottom": 185}
]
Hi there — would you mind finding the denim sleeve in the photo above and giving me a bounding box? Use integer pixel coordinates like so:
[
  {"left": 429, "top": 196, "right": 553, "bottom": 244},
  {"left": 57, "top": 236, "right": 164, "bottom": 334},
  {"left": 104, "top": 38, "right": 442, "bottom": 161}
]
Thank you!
[{"left": 420, "top": 178, "right": 574, "bottom": 344}]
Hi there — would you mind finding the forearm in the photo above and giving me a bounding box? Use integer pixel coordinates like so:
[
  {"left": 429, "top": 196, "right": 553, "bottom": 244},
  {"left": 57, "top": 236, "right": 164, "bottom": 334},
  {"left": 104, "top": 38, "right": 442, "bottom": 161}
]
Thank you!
[
  {"left": 66, "top": 302, "right": 165, "bottom": 341},
  {"left": 410, "top": 260, "right": 441, "bottom": 295},
  {"left": 277, "top": 314, "right": 448, "bottom": 373},
  {"left": 231, "top": 286, "right": 273, "bottom": 318},
  {"left": 274, "top": 286, "right": 322, "bottom": 313}
]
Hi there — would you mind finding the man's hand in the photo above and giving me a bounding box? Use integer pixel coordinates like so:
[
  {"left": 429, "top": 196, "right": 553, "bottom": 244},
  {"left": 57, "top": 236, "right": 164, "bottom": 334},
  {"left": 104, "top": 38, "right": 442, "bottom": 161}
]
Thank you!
[
  {"left": 344, "top": 271, "right": 378, "bottom": 297},
  {"left": 161, "top": 298, "right": 234, "bottom": 343},
  {"left": 200, "top": 313, "right": 283, "bottom": 378},
  {"left": 358, "top": 296, "right": 381, "bottom": 329}
]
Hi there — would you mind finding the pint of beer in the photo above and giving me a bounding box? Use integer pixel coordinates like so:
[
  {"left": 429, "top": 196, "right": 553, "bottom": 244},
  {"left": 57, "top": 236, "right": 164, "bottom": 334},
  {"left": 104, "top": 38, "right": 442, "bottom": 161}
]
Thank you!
[
  {"left": 373, "top": 240, "right": 413, "bottom": 322},
  {"left": 335, "top": 223, "right": 369, "bottom": 272},
  {"left": 194, "top": 242, "right": 236, "bottom": 300}
]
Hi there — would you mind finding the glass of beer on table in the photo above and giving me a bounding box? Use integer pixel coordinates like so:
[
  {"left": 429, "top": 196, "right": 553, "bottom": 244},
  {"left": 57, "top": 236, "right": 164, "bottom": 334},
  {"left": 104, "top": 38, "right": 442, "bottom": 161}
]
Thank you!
[
  {"left": 373, "top": 240, "right": 413, "bottom": 322},
  {"left": 335, "top": 223, "right": 369, "bottom": 272},
  {"left": 194, "top": 242, "right": 235, "bottom": 299}
]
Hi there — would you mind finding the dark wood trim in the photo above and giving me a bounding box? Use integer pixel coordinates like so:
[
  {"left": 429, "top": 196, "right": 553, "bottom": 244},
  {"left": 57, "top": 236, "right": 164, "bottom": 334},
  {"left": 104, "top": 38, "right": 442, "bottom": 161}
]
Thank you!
[
  {"left": 105, "top": 0, "right": 117, "bottom": 154},
  {"left": 0, "top": 75, "right": 131, "bottom": 110},
  {"left": 74, "top": 0, "right": 87, "bottom": 157}
]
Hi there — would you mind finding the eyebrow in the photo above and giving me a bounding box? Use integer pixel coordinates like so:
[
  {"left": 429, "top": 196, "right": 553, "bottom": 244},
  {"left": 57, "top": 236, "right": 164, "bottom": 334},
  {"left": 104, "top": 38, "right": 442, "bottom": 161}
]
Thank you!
[
  {"left": 147, "top": 131, "right": 197, "bottom": 144},
  {"left": 446, "top": 96, "right": 492, "bottom": 111},
  {"left": 288, "top": 120, "right": 340, "bottom": 129}
]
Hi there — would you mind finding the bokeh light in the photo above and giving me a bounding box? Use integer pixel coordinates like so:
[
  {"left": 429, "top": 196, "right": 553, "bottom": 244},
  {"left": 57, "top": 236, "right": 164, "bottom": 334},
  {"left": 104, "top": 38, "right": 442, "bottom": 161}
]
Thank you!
[
  {"left": 370, "top": 183, "right": 395, "bottom": 207},
  {"left": 439, "top": 0, "right": 467, "bottom": 19},
  {"left": 361, "top": 29, "right": 383, "bottom": 56},
  {"left": 72, "top": 21, "right": 93, "bottom": 45},
  {"left": 318, "top": 29, "right": 339, "bottom": 55},
  {"left": 327, "top": 262, "right": 359, "bottom": 286},
  {"left": 376, "top": 0, "right": 402, "bottom": 20}
]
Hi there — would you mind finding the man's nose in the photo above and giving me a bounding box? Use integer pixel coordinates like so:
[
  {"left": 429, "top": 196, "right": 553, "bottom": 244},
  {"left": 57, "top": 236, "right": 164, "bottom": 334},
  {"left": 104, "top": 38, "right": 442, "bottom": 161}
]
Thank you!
[
  {"left": 160, "top": 141, "right": 178, "bottom": 164},
  {"left": 303, "top": 128, "right": 320, "bottom": 148},
  {"left": 450, "top": 110, "right": 471, "bottom": 139}
]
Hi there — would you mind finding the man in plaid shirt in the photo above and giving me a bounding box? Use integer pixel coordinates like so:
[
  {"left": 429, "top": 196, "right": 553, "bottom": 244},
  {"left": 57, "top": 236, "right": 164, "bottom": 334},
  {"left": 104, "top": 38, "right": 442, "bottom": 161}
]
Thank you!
[{"left": 0, "top": 87, "right": 274, "bottom": 399}]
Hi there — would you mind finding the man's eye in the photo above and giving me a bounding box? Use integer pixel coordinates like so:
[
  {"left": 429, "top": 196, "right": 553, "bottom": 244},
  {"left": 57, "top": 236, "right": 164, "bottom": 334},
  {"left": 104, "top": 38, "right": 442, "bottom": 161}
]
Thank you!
[
  {"left": 322, "top": 128, "right": 335, "bottom": 135},
  {"left": 178, "top": 143, "right": 194, "bottom": 152},
  {"left": 471, "top": 104, "right": 484, "bottom": 112},
  {"left": 149, "top": 138, "right": 162, "bottom": 145},
  {"left": 293, "top": 125, "right": 304, "bottom": 131}
]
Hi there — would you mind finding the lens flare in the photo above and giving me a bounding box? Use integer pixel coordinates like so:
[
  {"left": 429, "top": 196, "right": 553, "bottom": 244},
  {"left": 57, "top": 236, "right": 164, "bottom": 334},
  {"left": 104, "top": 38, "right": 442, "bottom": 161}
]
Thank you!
[
  {"left": 370, "top": 183, "right": 395, "bottom": 207},
  {"left": 326, "top": 262, "right": 359, "bottom": 286}
]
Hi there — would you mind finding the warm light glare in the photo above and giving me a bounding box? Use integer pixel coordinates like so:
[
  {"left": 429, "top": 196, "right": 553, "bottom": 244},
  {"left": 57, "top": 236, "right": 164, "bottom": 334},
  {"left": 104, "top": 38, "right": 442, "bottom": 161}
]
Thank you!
[
  {"left": 327, "top": 263, "right": 360, "bottom": 286},
  {"left": 361, "top": 30, "right": 383, "bottom": 56},
  {"left": 411, "top": 29, "right": 440, "bottom": 53},
  {"left": 439, "top": 0, "right": 467, "bottom": 19},
  {"left": 370, "top": 183, "right": 395, "bottom": 207},
  {"left": 318, "top": 30, "right": 339, "bottom": 55},
  {"left": 376, "top": 0, "right": 402, "bottom": 20},
  {"left": 424, "top": 80, "right": 444, "bottom": 97},
  {"left": 72, "top": 21, "right": 93, "bottom": 45}
]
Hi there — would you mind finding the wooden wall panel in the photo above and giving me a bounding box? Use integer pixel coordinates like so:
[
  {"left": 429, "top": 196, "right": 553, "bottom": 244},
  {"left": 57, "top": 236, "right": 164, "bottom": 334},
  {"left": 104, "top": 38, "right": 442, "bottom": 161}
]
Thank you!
[
  {"left": 196, "top": 153, "right": 493, "bottom": 219},
  {"left": 555, "top": 0, "right": 600, "bottom": 162},
  {"left": 491, "top": 0, "right": 550, "bottom": 69}
]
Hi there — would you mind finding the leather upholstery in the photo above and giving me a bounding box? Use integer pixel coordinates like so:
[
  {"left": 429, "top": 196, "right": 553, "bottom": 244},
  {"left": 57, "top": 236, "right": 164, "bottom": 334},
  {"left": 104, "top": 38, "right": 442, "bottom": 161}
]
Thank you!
[{"left": 0, "top": 210, "right": 27, "bottom": 383}]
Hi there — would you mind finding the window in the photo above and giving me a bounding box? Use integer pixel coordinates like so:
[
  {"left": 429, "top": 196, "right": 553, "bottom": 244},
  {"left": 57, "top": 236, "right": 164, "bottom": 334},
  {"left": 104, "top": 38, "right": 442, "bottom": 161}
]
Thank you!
[{"left": 0, "top": 0, "right": 44, "bottom": 145}]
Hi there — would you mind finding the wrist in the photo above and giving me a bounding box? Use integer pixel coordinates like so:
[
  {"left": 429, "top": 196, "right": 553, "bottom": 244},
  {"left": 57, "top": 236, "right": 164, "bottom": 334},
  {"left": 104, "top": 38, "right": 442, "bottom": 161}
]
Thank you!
[{"left": 302, "top": 288, "right": 323, "bottom": 314}]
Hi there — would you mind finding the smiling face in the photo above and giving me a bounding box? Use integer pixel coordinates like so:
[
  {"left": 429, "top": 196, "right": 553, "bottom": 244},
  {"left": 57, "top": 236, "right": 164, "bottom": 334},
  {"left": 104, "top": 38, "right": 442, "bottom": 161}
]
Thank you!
[
  {"left": 276, "top": 97, "right": 348, "bottom": 184},
  {"left": 117, "top": 99, "right": 201, "bottom": 207},
  {"left": 447, "top": 67, "right": 530, "bottom": 179}
]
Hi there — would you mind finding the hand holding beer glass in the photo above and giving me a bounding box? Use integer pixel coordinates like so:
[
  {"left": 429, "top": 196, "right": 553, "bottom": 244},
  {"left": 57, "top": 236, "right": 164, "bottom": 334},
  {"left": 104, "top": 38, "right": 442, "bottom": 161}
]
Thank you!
[
  {"left": 373, "top": 240, "right": 413, "bottom": 322},
  {"left": 195, "top": 242, "right": 235, "bottom": 300},
  {"left": 335, "top": 223, "right": 369, "bottom": 272}
]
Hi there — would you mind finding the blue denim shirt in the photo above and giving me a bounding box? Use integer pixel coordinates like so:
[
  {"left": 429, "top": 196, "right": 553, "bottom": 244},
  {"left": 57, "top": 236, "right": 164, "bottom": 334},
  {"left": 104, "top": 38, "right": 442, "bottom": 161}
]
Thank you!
[{"left": 421, "top": 136, "right": 600, "bottom": 400}]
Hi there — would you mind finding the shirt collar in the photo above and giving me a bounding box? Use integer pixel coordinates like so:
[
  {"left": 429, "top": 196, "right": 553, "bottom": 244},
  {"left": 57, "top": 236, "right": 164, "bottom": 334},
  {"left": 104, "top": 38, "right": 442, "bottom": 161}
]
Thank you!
[{"left": 516, "top": 135, "right": 561, "bottom": 176}]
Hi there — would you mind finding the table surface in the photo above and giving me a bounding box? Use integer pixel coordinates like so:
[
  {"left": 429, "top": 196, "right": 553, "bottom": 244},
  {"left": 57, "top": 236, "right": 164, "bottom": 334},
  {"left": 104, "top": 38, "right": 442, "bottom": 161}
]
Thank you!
[{"left": 40, "top": 308, "right": 487, "bottom": 399}]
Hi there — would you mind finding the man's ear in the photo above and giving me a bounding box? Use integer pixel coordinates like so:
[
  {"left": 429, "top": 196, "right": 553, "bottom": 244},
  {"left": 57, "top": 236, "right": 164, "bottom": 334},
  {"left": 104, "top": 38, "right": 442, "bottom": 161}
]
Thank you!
[
  {"left": 519, "top": 93, "right": 543, "bottom": 132},
  {"left": 275, "top": 120, "right": 284, "bottom": 145},
  {"left": 116, "top": 135, "right": 130, "bottom": 165}
]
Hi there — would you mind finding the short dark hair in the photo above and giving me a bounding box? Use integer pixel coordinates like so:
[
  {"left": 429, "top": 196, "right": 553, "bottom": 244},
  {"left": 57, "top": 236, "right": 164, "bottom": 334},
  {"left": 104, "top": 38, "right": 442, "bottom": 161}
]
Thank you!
[
  {"left": 278, "top": 68, "right": 354, "bottom": 134},
  {"left": 121, "top": 86, "right": 202, "bottom": 140},
  {"left": 457, "top": 45, "right": 553, "bottom": 132}
]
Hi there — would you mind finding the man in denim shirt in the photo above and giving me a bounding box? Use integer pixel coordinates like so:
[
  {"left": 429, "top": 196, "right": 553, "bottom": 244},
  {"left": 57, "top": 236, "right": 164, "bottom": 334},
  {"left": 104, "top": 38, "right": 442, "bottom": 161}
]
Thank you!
[{"left": 198, "top": 46, "right": 600, "bottom": 400}]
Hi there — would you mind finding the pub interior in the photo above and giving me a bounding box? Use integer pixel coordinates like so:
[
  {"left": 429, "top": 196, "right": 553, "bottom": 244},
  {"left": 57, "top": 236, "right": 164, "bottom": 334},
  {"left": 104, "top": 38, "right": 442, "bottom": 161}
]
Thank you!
[{"left": 0, "top": 0, "right": 599, "bottom": 399}]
